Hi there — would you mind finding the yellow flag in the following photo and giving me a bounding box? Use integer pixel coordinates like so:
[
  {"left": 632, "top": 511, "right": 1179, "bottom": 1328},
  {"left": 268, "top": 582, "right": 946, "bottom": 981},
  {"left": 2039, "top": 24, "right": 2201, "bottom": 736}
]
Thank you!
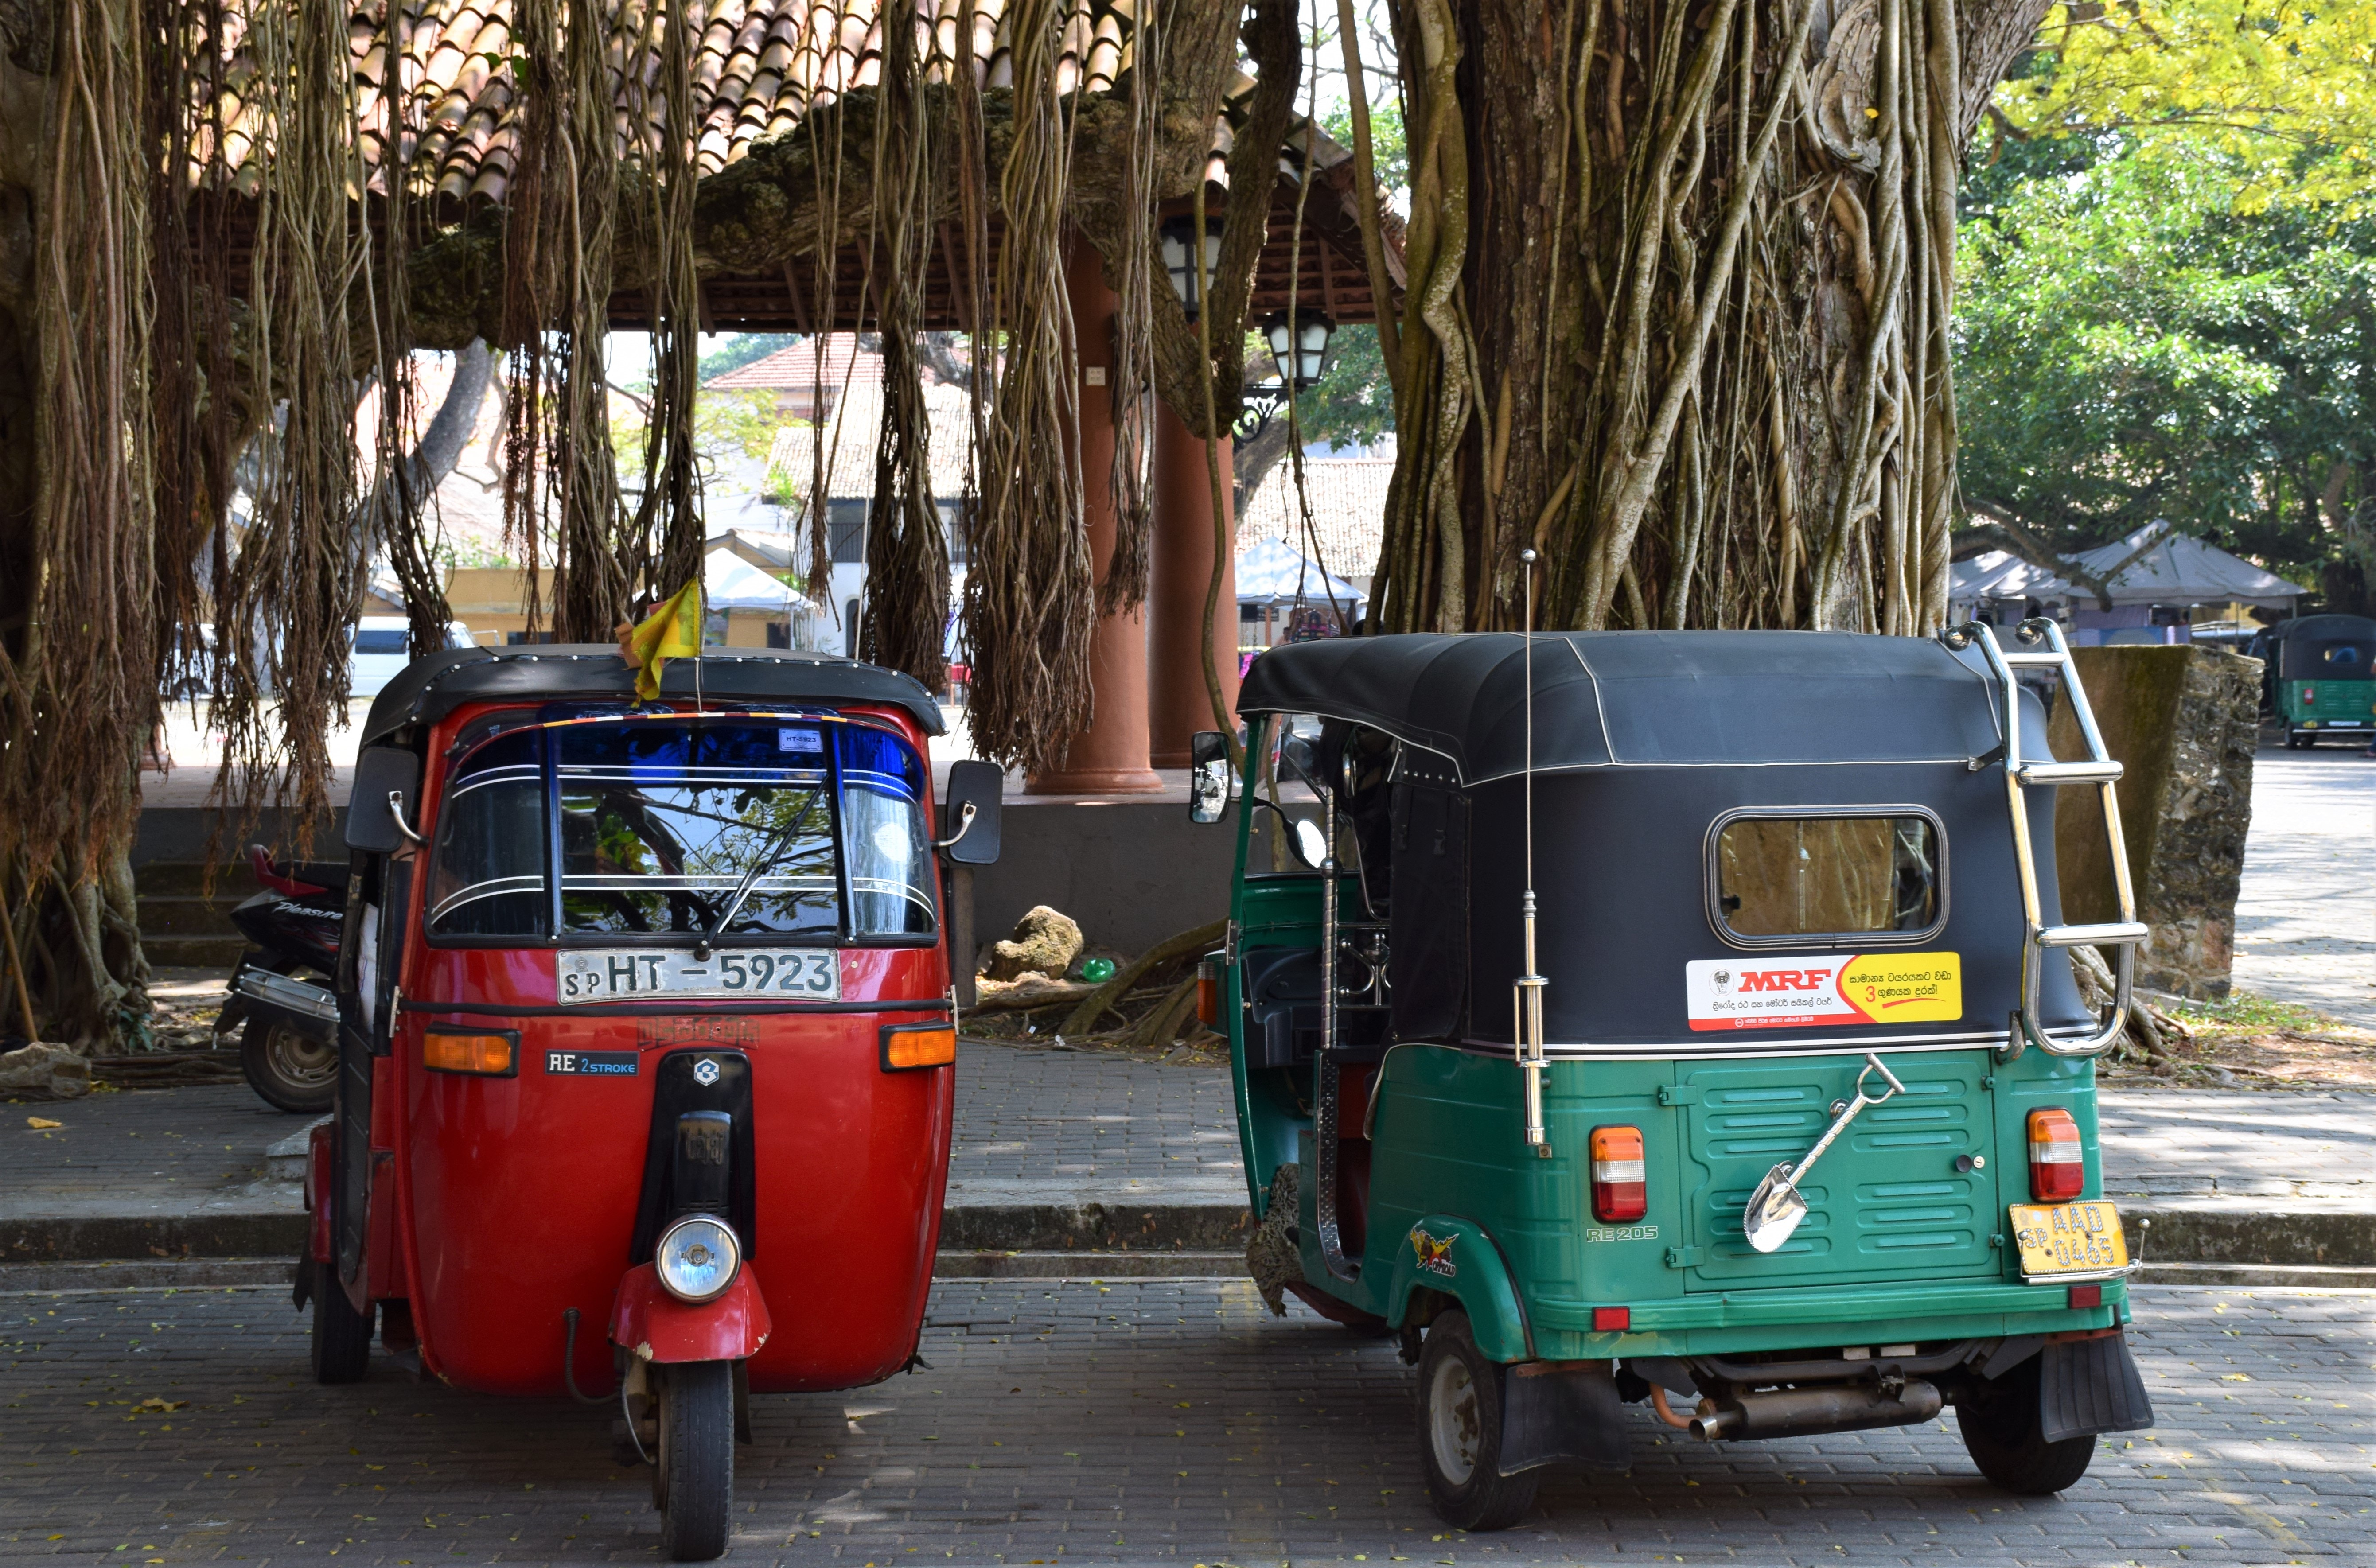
[{"left": 616, "top": 579, "right": 704, "bottom": 702}]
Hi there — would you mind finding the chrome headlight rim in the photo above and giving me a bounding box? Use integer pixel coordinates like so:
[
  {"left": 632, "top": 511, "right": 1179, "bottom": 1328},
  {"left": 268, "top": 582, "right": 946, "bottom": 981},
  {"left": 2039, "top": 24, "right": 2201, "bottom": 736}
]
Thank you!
[{"left": 653, "top": 1214, "right": 743, "bottom": 1304}]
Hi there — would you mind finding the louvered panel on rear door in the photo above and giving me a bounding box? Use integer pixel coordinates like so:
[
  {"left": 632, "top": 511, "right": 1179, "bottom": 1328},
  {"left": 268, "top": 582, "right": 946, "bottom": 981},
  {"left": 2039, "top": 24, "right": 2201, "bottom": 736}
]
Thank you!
[{"left": 1676, "top": 1051, "right": 2001, "bottom": 1290}]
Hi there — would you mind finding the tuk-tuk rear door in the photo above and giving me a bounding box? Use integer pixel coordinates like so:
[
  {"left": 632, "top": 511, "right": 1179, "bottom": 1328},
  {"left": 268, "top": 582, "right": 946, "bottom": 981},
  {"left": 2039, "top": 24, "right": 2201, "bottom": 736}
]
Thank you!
[{"left": 1672, "top": 1050, "right": 2002, "bottom": 1290}]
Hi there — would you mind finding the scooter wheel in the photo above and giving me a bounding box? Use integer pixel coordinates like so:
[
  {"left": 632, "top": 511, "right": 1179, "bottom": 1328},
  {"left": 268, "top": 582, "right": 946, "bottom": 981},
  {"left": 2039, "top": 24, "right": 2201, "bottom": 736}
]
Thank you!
[
  {"left": 656, "top": 1361, "right": 735, "bottom": 1561},
  {"left": 241, "top": 1017, "right": 337, "bottom": 1114},
  {"left": 1414, "top": 1311, "right": 1540, "bottom": 1531},
  {"left": 308, "top": 1259, "right": 374, "bottom": 1385},
  {"left": 1955, "top": 1357, "right": 2096, "bottom": 1495}
]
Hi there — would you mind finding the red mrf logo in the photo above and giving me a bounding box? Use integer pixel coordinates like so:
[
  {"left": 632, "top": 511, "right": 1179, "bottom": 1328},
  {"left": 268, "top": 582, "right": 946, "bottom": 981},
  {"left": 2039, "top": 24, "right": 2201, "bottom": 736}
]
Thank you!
[{"left": 1738, "top": 968, "right": 1833, "bottom": 992}]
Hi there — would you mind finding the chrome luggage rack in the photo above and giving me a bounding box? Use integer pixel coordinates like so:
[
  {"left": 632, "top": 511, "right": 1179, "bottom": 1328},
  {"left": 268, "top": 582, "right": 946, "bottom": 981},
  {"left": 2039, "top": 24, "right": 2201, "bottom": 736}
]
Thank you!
[{"left": 1942, "top": 619, "right": 2147, "bottom": 1061}]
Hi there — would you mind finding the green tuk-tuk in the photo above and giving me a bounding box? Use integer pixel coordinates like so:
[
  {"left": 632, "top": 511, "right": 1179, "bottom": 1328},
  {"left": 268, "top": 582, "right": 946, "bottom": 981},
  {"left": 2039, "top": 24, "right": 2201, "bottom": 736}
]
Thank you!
[
  {"left": 1188, "top": 619, "right": 2153, "bottom": 1529},
  {"left": 2255, "top": 613, "right": 2376, "bottom": 747}
]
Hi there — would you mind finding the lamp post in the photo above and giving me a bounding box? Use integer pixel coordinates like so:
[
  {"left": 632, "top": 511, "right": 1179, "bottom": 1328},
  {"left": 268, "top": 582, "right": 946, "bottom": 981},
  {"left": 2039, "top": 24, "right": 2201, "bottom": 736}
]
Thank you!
[
  {"left": 1235, "top": 311, "right": 1336, "bottom": 442},
  {"left": 1157, "top": 215, "right": 1227, "bottom": 322}
]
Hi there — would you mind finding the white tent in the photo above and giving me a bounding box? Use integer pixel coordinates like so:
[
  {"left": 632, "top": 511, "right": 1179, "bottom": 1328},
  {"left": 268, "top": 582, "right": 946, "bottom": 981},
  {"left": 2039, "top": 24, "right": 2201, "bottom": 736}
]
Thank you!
[
  {"left": 1949, "top": 550, "right": 2071, "bottom": 608},
  {"left": 2066, "top": 520, "right": 2307, "bottom": 610},
  {"left": 703, "top": 552, "right": 793, "bottom": 611},
  {"left": 1235, "top": 536, "right": 1367, "bottom": 610}
]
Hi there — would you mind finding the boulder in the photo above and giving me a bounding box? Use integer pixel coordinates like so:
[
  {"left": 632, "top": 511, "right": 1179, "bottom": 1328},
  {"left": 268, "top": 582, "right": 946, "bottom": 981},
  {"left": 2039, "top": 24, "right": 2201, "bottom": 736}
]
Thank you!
[
  {"left": 2049, "top": 644, "right": 2260, "bottom": 999},
  {"left": 0, "top": 1041, "right": 92, "bottom": 1100},
  {"left": 983, "top": 905, "right": 1084, "bottom": 982}
]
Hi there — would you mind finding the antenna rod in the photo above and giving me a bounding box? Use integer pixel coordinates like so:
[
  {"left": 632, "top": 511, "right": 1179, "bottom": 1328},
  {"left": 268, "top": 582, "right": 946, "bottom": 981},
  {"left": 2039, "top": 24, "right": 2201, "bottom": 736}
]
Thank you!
[{"left": 1516, "top": 549, "right": 1550, "bottom": 1157}]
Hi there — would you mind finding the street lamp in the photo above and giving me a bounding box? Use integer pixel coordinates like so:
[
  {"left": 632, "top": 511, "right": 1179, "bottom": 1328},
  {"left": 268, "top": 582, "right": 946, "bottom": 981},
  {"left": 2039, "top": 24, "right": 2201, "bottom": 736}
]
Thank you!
[
  {"left": 1235, "top": 311, "right": 1336, "bottom": 441},
  {"left": 1263, "top": 310, "right": 1335, "bottom": 389},
  {"left": 1158, "top": 214, "right": 1226, "bottom": 321}
]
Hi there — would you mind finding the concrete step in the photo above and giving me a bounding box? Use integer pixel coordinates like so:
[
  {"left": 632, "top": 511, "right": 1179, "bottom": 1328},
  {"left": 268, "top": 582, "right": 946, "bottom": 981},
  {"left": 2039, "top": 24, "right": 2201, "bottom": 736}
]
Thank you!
[
  {"left": 140, "top": 935, "right": 249, "bottom": 967},
  {"left": 136, "top": 893, "right": 250, "bottom": 937}
]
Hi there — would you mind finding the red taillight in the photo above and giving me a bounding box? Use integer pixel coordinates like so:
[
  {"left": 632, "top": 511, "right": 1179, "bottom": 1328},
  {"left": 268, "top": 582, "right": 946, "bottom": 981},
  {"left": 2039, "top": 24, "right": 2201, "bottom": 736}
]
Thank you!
[
  {"left": 1592, "top": 1306, "right": 1631, "bottom": 1332},
  {"left": 2068, "top": 1284, "right": 2102, "bottom": 1309},
  {"left": 2303, "top": 685, "right": 2317, "bottom": 703},
  {"left": 2028, "top": 1108, "right": 2085, "bottom": 1201},
  {"left": 1590, "top": 1125, "right": 1647, "bottom": 1222}
]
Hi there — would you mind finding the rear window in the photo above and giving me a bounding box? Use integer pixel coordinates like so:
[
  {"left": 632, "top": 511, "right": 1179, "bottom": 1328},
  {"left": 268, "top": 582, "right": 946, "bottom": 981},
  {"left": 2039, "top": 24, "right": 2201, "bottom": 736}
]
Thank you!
[
  {"left": 353, "top": 630, "right": 409, "bottom": 655},
  {"left": 2313, "top": 640, "right": 2370, "bottom": 670},
  {"left": 1710, "top": 812, "right": 1942, "bottom": 944},
  {"left": 425, "top": 717, "right": 935, "bottom": 943}
]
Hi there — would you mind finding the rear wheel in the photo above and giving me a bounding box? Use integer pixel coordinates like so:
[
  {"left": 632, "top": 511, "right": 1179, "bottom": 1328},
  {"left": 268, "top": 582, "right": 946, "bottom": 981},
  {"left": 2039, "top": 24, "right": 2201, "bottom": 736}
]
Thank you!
[
  {"left": 1957, "top": 1361, "right": 2096, "bottom": 1494},
  {"left": 242, "top": 1016, "right": 337, "bottom": 1113},
  {"left": 1415, "top": 1311, "right": 1540, "bottom": 1531},
  {"left": 655, "top": 1361, "right": 734, "bottom": 1561},
  {"left": 308, "top": 1261, "right": 374, "bottom": 1385}
]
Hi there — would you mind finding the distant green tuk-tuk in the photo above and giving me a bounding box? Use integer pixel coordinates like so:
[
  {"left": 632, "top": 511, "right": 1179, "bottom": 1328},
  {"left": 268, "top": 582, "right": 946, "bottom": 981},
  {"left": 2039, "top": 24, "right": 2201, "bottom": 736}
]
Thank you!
[
  {"left": 1188, "top": 620, "right": 2153, "bottom": 1530},
  {"left": 2255, "top": 613, "right": 2376, "bottom": 747}
]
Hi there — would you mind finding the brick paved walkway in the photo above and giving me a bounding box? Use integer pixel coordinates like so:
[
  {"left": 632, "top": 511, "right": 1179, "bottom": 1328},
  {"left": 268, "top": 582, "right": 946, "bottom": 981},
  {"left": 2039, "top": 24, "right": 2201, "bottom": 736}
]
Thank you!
[
  {"left": 1, "top": 1281, "right": 2367, "bottom": 1564},
  {"left": 2232, "top": 747, "right": 2376, "bottom": 1028},
  {"left": 8, "top": 1065, "right": 2368, "bottom": 1223}
]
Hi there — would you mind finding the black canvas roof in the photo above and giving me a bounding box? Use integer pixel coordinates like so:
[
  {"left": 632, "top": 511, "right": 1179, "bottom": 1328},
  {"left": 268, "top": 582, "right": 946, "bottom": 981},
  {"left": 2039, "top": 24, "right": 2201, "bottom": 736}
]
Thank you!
[
  {"left": 359, "top": 646, "right": 946, "bottom": 746},
  {"left": 1236, "top": 631, "right": 2002, "bottom": 782}
]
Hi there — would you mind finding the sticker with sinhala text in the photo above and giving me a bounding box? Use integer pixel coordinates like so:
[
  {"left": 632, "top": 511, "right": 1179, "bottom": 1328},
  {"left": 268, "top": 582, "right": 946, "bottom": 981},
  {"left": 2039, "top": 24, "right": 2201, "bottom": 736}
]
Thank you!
[{"left": 1684, "top": 952, "right": 1961, "bottom": 1032}]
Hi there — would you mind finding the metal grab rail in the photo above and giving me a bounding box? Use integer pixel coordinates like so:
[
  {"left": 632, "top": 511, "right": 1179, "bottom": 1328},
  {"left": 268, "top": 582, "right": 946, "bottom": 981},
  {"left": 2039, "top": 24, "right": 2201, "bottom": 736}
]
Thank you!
[{"left": 1941, "top": 619, "right": 2143, "bottom": 1061}]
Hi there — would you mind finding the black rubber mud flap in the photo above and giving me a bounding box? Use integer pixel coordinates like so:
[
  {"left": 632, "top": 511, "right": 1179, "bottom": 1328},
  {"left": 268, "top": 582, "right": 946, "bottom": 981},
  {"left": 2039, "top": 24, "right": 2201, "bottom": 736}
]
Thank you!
[
  {"left": 2037, "top": 1332, "right": 2154, "bottom": 1443},
  {"left": 1498, "top": 1360, "right": 1632, "bottom": 1475}
]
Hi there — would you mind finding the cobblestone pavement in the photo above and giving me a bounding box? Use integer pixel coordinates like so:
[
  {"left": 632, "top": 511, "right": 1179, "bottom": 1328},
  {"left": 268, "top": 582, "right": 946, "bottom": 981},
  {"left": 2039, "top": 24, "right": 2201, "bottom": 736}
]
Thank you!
[
  {"left": 2096, "top": 1091, "right": 2376, "bottom": 1201},
  {"left": 2232, "top": 748, "right": 2375, "bottom": 1028},
  {"left": 10, "top": 1066, "right": 2364, "bottom": 1222},
  {"left": 2, "top": 1281, "right": 2367, "bottom": 1566},
  {"left": 2, "top": 1087, "right": 295, "bottom": 1219},
  {"left": 948, "top": 1047, "right": 1243, "bottom": 1189}
]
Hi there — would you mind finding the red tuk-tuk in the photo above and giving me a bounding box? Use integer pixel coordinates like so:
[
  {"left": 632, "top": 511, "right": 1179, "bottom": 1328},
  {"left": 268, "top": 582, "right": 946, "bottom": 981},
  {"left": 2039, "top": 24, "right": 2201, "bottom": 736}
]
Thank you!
[{"left": 292, "top": 646, "right": 1001, "bottom": 1560}]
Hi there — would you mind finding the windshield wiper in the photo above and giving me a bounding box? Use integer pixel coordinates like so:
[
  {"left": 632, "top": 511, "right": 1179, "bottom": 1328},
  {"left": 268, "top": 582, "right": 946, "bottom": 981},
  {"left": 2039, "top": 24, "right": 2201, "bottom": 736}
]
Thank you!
[{"left": 697, "top": 817, "right": 807, "bottom": 956}]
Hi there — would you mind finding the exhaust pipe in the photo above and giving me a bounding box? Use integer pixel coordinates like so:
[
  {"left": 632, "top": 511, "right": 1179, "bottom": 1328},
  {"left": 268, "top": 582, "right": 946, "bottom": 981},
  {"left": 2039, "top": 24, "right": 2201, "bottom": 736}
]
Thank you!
[{"left": 1690, "top": 1379, "right": 1943, "bottom": 1442}]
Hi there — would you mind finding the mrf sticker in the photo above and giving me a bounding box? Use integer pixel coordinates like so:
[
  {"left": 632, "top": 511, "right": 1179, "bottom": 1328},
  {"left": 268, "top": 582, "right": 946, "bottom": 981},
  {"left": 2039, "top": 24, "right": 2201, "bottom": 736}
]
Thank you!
[
  {"left": 1410, "top": 1228, "right": 1457, "bottom": 1279},
  {"left": 1685, "top": 953, "right": 1961, "bottom": 1031}
]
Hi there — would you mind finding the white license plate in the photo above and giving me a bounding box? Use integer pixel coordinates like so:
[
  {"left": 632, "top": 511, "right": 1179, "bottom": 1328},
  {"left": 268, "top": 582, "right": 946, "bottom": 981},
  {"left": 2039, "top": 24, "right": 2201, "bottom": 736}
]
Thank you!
[{"left": 556, "top": 948, "right": 840, "bottom": 1004}]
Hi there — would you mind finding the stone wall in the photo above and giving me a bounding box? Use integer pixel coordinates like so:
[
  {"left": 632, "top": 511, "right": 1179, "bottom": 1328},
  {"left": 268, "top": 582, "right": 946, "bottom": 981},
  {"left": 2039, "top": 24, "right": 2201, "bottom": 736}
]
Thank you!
[{"left": 2049, "top": 645, "right": 2261, "bottom": 999}]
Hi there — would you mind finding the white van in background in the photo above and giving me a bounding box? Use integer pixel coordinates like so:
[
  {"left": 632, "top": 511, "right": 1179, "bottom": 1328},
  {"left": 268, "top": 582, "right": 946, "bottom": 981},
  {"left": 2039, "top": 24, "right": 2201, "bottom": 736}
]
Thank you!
[{"left": 348, "top": 616, "right": 475, "bottom": 699}]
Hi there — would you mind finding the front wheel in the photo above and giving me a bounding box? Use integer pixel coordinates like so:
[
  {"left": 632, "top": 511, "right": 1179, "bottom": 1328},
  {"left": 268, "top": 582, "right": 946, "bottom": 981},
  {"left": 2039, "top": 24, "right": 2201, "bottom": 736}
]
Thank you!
[
  {"left": 655, "top": 1361, "right": 735, "bottom": 1561},
  {"left": 242, "top": 1016, "right": 337, "bottom": 1113},
  {"left": 1956, "top": 1360, "right": 2096, "bottom": 1494},
  {"left": 1415, "top": 1311, "right": 1540, "bottom": 1531}
]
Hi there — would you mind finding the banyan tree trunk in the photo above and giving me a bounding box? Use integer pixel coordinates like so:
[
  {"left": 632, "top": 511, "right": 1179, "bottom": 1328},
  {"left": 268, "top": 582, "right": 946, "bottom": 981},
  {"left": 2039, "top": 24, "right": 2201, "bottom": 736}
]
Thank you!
[{"left": 1368, "top": 0, "right": 2050, "bottom": 635}]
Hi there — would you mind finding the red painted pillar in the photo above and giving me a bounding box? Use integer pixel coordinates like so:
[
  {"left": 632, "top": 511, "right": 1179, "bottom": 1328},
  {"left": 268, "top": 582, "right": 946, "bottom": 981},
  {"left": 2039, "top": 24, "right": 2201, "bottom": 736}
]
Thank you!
[
  {"left": 1148, "top": 400, "right": 1238, "bottom": 767},
  {"left": 1024, "top": 237, "right": 1162, "bottom": 795}
]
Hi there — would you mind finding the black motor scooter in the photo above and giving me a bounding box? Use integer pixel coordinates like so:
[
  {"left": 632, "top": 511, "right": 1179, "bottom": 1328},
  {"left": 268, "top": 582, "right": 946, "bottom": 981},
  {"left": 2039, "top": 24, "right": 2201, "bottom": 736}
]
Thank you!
[{"left": 214, "top": 845, "right": 345, "bottom": 1113}]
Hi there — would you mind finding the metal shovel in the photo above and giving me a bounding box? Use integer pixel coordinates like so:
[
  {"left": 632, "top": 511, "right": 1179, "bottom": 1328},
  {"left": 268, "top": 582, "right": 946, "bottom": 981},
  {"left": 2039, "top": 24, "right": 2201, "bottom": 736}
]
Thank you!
[{"left": 1741, "top": 1054, "right": 1908, "bottom": 1253}]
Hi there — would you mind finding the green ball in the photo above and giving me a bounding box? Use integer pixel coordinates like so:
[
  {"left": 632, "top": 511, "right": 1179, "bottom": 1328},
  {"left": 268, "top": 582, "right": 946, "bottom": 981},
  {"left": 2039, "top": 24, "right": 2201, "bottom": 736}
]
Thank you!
[{"left": 1080, "top": 957, "right": 1117, "bottom": 983}]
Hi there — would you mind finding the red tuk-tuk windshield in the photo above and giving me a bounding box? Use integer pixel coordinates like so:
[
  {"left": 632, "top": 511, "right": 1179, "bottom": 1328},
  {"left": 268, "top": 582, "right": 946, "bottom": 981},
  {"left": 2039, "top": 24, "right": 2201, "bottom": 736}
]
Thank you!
[{"left": 424, "top": 716, "right": 935, "bottom": 943}]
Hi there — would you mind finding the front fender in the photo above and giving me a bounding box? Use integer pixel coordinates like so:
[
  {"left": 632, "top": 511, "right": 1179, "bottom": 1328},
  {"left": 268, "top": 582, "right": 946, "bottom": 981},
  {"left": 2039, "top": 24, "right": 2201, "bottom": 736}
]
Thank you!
[
  {"left": 608, "top": 1264, "right": 773, "bottom": 1363},
  {"left": 1383, "top": 1214, "right": 1533, "bottom": 1362}
]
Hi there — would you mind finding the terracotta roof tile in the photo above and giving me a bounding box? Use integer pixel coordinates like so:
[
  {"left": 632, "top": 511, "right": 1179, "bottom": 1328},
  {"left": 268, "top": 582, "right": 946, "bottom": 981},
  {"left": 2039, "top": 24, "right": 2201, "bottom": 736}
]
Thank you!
[{"left": 214, "top": 1, "right": 1176, "bottom": 210}]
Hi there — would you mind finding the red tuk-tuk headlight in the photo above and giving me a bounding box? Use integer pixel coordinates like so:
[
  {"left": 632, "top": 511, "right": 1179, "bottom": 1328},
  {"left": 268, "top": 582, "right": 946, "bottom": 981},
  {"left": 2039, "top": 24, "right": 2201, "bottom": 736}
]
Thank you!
[
  {"left": 881, "top": 1021, "right": 957, "bottom": 1070},
  {"left": 654, "top": 1214, "right": 742, "bottom": 1303},
  {"left": 2028, "top": 1108, "right": 2086, "bottom": 1202},
  {"left": 1589, "top": 1125, "right": 1648, "bottom": 1222},
  {"left": 423, "top": 1029, "right": 518, "bottom": 1077}
]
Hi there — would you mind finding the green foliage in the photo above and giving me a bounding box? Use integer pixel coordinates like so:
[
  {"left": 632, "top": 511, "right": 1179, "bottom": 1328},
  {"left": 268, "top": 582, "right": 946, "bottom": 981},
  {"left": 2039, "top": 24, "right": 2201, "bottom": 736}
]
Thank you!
[
  {"left": 1285, "top": 322, "right": 1393, "bottom": 453},
  {"left": 612, "top": 389, "right": 785, "bottom": 491},
  {"left": 1320, "top": 99, "right": 1407, "bottom": 209},
  {"left": 1954, "top": 130, "right": 2374, "bottom": 598},
  {"left": 697, "top": 333, "right": 802, "bottom": 383},
  {"left": 1999, "top": 1, "right": 2376, "bottom": 215}
]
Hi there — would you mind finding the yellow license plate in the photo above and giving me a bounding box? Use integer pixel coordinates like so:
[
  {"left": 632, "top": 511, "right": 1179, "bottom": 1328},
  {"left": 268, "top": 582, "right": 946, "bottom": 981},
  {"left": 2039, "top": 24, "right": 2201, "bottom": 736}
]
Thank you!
[{"left": 2010, "top": 1200, "right": 2130, "bottom": 1279}]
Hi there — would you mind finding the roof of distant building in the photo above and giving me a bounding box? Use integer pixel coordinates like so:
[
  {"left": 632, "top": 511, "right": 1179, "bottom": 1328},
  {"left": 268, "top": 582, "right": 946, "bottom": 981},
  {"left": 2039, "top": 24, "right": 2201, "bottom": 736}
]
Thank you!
[
  {"left": 1235, "top": 457, "right": 1392, "bottom": 587},
  {"left": 706, "top": 334, "right": 890, "bottom": 392}
]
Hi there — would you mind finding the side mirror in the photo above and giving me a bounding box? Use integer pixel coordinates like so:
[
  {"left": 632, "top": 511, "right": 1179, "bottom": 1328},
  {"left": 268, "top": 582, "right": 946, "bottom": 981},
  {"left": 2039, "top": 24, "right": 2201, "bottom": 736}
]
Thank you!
[
  {"left": 1288, "top": 816, "right": 1330, "bottom": 869},
  {"left": 938, "top": 759, "right": 1004, "bottom": 865},
  {"left": 1188, "top": 731, "right": 1232, "bottom": 824},
  {"left": 345, "top": 747, "right": 424, "bottom": 854}
]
